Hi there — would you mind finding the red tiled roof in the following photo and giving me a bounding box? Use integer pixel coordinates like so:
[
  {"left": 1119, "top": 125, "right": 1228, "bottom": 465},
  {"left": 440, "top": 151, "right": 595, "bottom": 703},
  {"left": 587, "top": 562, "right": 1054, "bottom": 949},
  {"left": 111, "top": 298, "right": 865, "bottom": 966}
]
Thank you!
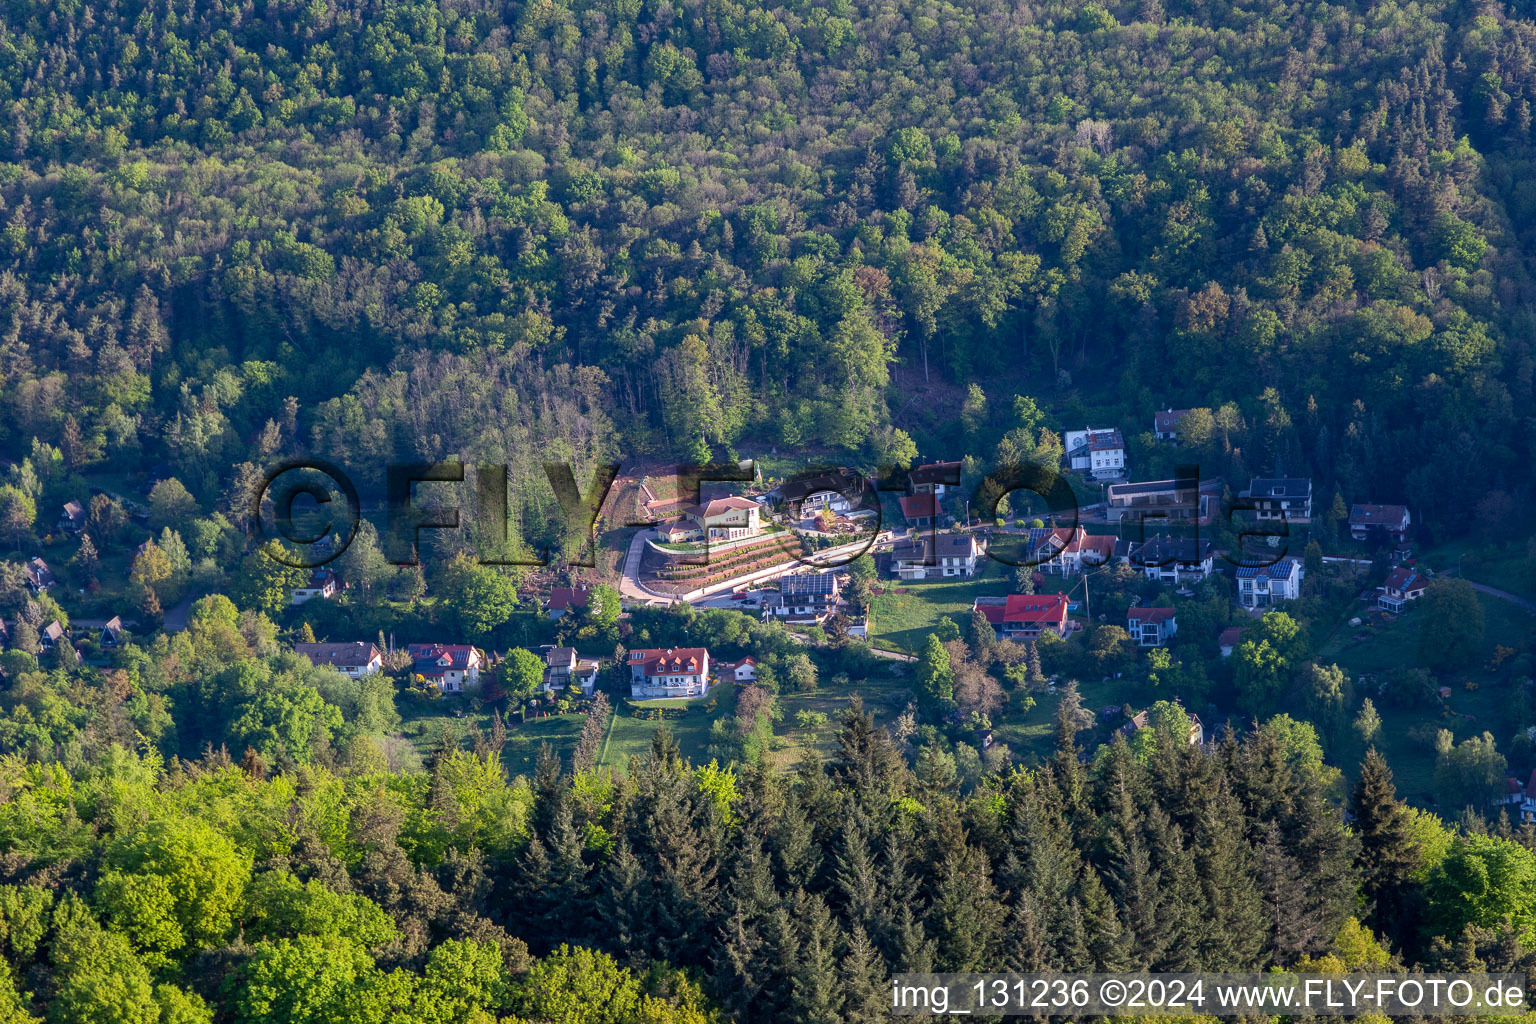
[
  {"left": 692, "top": 496, "right": 759, "bottom": 518},
  {"left": 1000, "top": 594, "right": 1068, "bottom": 625},
  {"left": 629, "top": 647, "right": 710, "bottom": 677},
  {"left": 899, "top": 494, "right": 940, "bottom": 520},
  {"left": 548, "top": 585, "right": 592, "bottom": 612},
  {"left": 1129, "top": 607, "right": 1176, "bottom": 626}
]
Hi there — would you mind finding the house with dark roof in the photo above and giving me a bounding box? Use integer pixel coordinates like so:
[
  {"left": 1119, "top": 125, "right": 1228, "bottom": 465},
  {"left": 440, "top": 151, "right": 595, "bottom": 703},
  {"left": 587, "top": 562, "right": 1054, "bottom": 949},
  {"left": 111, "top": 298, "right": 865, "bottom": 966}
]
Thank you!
[
  {"left": 973, "top": 594, "right": 1070, "bottom": 639},
  {"left": 542, "top": 646, "right": 600, "bottom": 696},
  {"left": 1378, "top": 567, "right": 1429, "bottom": 613},
  {"left": 295, "top": 641, "right": 384, "bottom": 677},
  {"left": 629, "top": 647, "right": 711, "bottom": 699},
  {"left": 1349, "top": 504, "right": 1411, "bottom": 544},
  {"left": 908, "top": 461, "right": 963, "bottom": 498},
  {"left": 890, "top": 534, "right": 983, "bottom": 580},
  {"left": 39, "top": 621, "right": 64, "bottom": 651},
  {"left": 1153, "top": 409, "right": 1194, "bottom": 442},
  {"left": 1064, "top": 428, "right": 1126, "bottom": 479},
  {"left": 57, "top": 500, "right": 85, "bottom": 533},
  {"left": 1127, "top": 607, "right": 1177, "bottom": 647},
  {"left": 99, "top": 616, "right": 127, "bottom": 648},
  {"left": 1124, "top": 536, "right": 1217, "bottom": 583},
  {"left": 290, "top": 568, "right": 339, "bottom": 605},
  {"left": 764, "top": 572, "right": 840, "bottom": 623},
  {"left": 1235, "top": 557, "right": 1304, "bottom": 609},
  {"left": 1241, "top": 478, "right": 1312, "bottom": 522},
  {"left": 408, "top": 643, "right": 483, "bottom": 693},
  {"left": 1105, "top": 477, "right": 1218, "bottom": 523},
  {"left": 24, "top": 557, "right": 55, "bottom": 594}
]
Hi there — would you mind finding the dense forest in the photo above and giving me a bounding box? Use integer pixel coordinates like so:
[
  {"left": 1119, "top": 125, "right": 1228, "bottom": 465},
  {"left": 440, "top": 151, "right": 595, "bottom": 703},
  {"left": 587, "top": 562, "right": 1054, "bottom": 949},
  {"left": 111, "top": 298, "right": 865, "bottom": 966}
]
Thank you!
[
  {"left": 3, "top": 0, "right": 1536, "bottom": 1019},
  {"left": 0, "top": 0, "right": 1533, "bottom": 546}
]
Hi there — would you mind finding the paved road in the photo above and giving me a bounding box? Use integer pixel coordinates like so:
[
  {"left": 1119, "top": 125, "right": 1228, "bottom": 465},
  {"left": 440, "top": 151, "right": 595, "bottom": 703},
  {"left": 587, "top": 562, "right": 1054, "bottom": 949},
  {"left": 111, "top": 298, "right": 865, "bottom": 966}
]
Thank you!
[{"left": 1465, "top": 579, "right": 1536, "bottom": 614}]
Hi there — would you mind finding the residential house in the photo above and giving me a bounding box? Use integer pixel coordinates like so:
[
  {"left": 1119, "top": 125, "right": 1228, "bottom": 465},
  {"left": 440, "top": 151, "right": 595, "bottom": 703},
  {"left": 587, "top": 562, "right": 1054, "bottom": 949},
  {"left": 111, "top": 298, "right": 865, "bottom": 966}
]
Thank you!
[
  {"left": 898, "top": 493, "right": 941, "bottom": 528},
  {"left": 1026, "top": 526, "right": 1094, "bottom": 575},
  {"left": 724, "top": 656, "right": 758, "bottom": 682},
  {"left": 777, "top": 470, "right": 863, "bottom": 516},
  {"left": 1153, "top": 409, "right": 1193, "bottom": 442},
  {"left": 546, "top": 585, "right": 592, "bottom": 620},
  {"left": 1218, "top": 626, "right": 1244, "bottom": 657},
  {"left": 629, "top": 647, "right": 711, "bottom": 699},
  {"left": 1063, "top": 428, "right": 1126, "bottom": 480},
  {"left": 99, "top": 616, "right": 126, "bottom": 648},
  {"left": 1125, "top": 537, "right": 1217, "bottom": 584},
  {"left": 908, "top": 461, "right": 963, "bottom": 498},
  {"left": 57, "top": 500, "right": 85, "bottom": 533},
  {"left": 543, "top": 646, "right": 600, "bottom": 696},
  {"left": 890, "top": 534, "right": 983, "bottom": 580},
  {"left": 764, "top": 572, "right": 840, "bottom": 624},
  {"left": 689, "top": 496, "right": 762, "bottom": 541},
  {"left": 1378, "top": 567, "right": 1429, "bottom": 613},
  {"left": 291, "top": 568, "right": 339, "bottom": 605},
  {"left": 24, "top": 557, "right": 55, "bottom": 594},
  {"left": 295, "top": 641, "right": 384, "bottom": 677},
  {"left": 1105, "top": 478, "right": 1217, "bottom": 523},
  {"left": 1241, "top": 478, "right": 1313, "bottom": 522},
  {"left": 1235, "top": 557, "right": 1304, "bottom": 609},
  {"left": 1122, "top": 708, "right": 1204, "bottom": 746},
  {"left": 1349, "top": 504, "right": 1412, "bottom": 544},
  {"left": 408, "top": 643, "right": 483, "bottom": 694},
  {"left": 40, "top": 621, "right": 64, "bottom": 651},
  {"left": 1127, "top": 607, "right": 1177, "bottom": 647},
  {"left": 973, "top": 594, "right": 1070, "bottom": 639}
]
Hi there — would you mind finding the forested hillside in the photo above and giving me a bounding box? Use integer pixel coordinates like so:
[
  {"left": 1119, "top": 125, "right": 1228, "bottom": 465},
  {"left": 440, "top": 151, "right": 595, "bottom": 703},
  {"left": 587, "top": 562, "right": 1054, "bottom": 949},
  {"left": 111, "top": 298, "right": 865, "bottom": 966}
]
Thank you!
[{"left": 1, "top": 0, "right": 1533, "bottom": 544}]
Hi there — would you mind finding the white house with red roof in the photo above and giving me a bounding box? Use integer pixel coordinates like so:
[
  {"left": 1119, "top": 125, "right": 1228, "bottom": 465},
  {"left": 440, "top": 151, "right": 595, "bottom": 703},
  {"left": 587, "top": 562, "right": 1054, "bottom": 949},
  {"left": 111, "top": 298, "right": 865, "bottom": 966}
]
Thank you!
[
  {"left": 629, "top": 647, "right": 712, "bottom": 699},
  {"left": 1378, "top": 567, "right": 1429, "bottom": 613},
  {"left": 1127, "top": 607, "right": 1178, "bottom": 647},
  {"left": 408, "top": 643, "right": 484, "bottom": 693},
  {"left": 973, "top": 594, "right": 1070, "bottom": 639}
]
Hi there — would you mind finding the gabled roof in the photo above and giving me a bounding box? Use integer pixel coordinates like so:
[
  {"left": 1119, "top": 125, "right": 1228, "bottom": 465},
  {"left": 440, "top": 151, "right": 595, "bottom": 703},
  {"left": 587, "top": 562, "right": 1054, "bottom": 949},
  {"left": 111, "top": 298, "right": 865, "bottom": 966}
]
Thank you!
[
  {"left": 1384, "top": 567, "right": 1428, "bottom": 594},
  {"left": 691, "top": 496, "right": 759, "bottom": 519},
  {"left": 1246, "top": 477, "right": 1311, "bottom": 498},
  {"left": 899, "top": 494, "right": 940, "bottom": 520},
  {"left": 908, "top": 461, "right": 962, "bottom": 486},
  {"left": 407, "top": 643, "right": 481, "bottom": 674},
  {"left": 629, "top": 647, "right": 710, "bottom": 677},
  {"left": 1132, "top": 536, "right": 1214, "bottom": 565},
  {"left": 973, "top": 594, "right": 1068, "bottom": 625},
  {"left": 296, "top": 641, "right": 383, "bottom": 669},
  {"left": 1350, "top": 503, "right": 1409, "bottom": 526},
  {"left": 1128, "top": 606, "right": 1176, "bottom": 626},
  {"left": 547, "top": 585, "right": 592, "bottom": 612}
]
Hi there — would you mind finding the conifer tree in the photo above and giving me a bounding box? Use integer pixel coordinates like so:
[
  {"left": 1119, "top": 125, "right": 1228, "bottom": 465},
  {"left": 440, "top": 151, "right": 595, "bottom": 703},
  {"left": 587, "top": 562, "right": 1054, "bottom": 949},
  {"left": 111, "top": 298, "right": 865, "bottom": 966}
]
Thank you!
[{"left": 1351, "top": 748, "right": 1423, "bottom": 940}]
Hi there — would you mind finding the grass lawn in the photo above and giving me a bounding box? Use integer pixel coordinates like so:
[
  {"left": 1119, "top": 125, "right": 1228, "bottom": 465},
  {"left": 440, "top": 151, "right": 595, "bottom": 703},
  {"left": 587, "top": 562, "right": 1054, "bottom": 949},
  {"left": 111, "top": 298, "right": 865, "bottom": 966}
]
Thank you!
[
  {"left": 868, "top": 559, "right": 1016, "bottom": 653},
  {"left": 598, "top": 687, "right": 740, "bottom": 768},
  {"left": 1315, "top": 589, "right": 1536, "bottom": 805}
]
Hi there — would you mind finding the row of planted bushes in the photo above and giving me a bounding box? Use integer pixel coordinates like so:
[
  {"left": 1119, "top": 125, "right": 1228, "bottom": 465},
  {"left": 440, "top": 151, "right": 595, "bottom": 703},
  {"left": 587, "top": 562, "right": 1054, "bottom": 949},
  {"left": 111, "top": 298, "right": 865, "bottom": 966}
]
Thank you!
[{"left": 653, "top": 537, "right": 796, "bottom": 577}]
